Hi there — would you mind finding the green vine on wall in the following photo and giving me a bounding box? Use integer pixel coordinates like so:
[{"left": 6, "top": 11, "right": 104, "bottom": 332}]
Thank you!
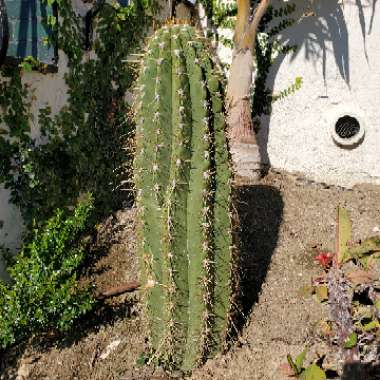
[
  {"left": 0, "top": 0, "right": 153, "bottom": 227},
  {"left": 253, "top": 2, "right": 298, "bottom": 120},
  {"left": 199, "top": 0, "right": 301, "bottom": 122},
  {"left": 0, "top": 0, "right": 300, "bottom": 230},
  {"left": 0, "top": 2, "right": 156, "bottom": 350}
]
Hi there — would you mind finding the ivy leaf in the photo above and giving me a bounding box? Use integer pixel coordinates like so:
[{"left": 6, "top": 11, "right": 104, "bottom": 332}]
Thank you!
[
  {"left": 336, "top": 206, "right": 352, "bottom": 265},
  {"left": 343, "top": 332, "right": 358, "bottom": 349},
  {"left": 47, "top": 15, "right": 56, "bottom": 27},
  {"left": 348, "top": 236, "right": 380, "bottom": 259},
  {"left": 19, "top": 62, "right": 32, "bottom": 72},
  {"left": 375, "top": 299, "right": 380, "bottom": 311},
  {"left": 299, "top": 364, "right": 326, "bottom": 380},
  {"left": 287, "top": 354, "right": 301, "bottom": 376},
  {"left": 295, "top": 348, "right": 308, "bottom": 372},
  {"left": 362, "top": 320, "right": 380, "bottom": 332}
]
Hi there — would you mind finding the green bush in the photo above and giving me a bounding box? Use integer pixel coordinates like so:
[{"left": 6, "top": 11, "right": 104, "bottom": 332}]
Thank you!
[
  {"left": 0, "top": 195, "right": 96, "bottom": 350},
  {"left": 0, "top": 1, "right": 153, "bottom": 226}
]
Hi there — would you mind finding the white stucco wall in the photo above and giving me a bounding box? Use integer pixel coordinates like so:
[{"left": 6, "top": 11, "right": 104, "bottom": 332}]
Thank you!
[
  {"left": 0, "top": 0, "right": 106, "bottom": 278},
  {"left": 261, "top": 0, "right": 380, "bottom": 187},
  {"left": 0, "top": 53, "right": 69, "bottom": 276}
]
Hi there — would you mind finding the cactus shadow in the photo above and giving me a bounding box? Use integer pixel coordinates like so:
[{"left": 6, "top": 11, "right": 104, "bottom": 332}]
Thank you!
[
  {"left": 231, "top": 184, "right": 284, "bottom": 337},
  {"left": 342, "top": 361, "right": 380, "bottom": 380}
]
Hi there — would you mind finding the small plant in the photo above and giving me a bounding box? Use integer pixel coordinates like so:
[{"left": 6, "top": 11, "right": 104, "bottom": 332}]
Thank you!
[
  {"left": 297, "top": 206, "right": 380, "bottom": 376},
  {"left": 284, "top": 348, "right": 326, "bottom": 380},
  {"left": 0, "top": 195, "right": 96, "bottom": 350},
  {"left": 134, "top": 25, "right": 233, "bottom": 372}
]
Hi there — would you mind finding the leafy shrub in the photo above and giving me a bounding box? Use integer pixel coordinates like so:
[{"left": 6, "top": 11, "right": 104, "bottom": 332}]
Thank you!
[
  {"left": 0, "top": 195, "right": 96, "bottom": 350},
  {"left": 0, "top": 1, "right": 153, "bottom": 226}
]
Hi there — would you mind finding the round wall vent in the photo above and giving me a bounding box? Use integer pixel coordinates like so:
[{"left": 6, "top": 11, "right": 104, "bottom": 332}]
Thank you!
[{"left": 331, "top": 113, "right": 365, "bottom": 149}]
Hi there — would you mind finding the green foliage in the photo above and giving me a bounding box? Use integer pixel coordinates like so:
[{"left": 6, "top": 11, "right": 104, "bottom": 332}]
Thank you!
[
  {"left": 272, "top": 76, "right": 302, "bottom": 102},
  {"left": 347, "top": 235, "right": 380, "bottom": 261},
  {"left": 300, "top": 207, "right": 380, "bottom": 372},
  {"left": 135, "top": 25, "right": 233, "bottom": 373},
  {"left": 0, "top": 0, "right": 152, "bottom": 226},
  {"left": 0, "top": 0, "right": 154, "bottom": 351},
  {"left": 287, "top": 348, "right": 308, "bottom": 376},
  {"left": 200, "top": 0, "right": 236, "bottom": 30},
  {"left": 253, "top": 2, "right": 299, "bottom": 119},
  {"left": 287, "top": 349, "right": 326, "bottom": 380},
  {"left": 343, "top": 331, "right": 357, "bottom": 349},
  {"left": 336, "top": 206, "right": 352, "bottom": 264},
  {"left": 0, "top": 195, "right": 95, "bottom": 350},
  {"left": 299, "top": 364, "right": 326, "bottom": 380},
  {"left": 201, "top": 1, "right": 300, "bottom": 120}
]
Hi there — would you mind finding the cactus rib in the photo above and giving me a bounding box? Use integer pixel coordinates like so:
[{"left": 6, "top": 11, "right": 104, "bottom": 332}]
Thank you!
[{"left": 134, "top": 24, "right": 233, "bottom": 373}]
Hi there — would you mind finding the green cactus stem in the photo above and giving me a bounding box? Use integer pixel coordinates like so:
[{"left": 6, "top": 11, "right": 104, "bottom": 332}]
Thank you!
[{"left": 134, "top": 24, "right": 233, "bottom": 373}]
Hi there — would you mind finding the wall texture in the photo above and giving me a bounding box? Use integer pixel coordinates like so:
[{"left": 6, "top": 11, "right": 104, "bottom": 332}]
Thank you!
[
  {"left": 261, "top": 0, "right": 380, "bottom": 187},
  {"left": 0, "top": 52, "right": 69, "bottom": 276}
]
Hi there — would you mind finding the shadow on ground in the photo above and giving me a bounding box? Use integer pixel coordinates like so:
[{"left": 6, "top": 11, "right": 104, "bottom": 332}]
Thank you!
[
  {"left": 232, "top": 184, "right": 284, "bottom": 336},
  {"left": 0, "top": 209, "right": 139, "bottom": 379},
  {"left": 0, "top": 298, "right": 139, "bottom": 379},
  {"left": 342, "top": 361, "right": 380, "bottom": 380}
]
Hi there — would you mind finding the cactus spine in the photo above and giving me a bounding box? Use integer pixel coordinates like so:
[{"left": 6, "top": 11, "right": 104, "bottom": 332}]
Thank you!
[{"left": 134, "top": 25, "right": 233, "bottom": 372}]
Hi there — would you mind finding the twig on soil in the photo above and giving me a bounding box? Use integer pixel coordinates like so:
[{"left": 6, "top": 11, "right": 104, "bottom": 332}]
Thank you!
[{"left": 95, "top": 280, "right": 141, "bottom": 300}]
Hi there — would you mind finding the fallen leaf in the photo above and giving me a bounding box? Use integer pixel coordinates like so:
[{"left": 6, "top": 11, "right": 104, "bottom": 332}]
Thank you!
[
  {"left": 298, "top": 285, "right": 314, "bottom": 298},
  {"left": 362, "top": 319, "right": 380, "bottom": 332},
  {"left": 315, "top": 285, "right": 328, "bottom": 302},
  {"left": 295, "top": 348, "right": 308, "bottom": 373},
  {"left": 299, "top": 364, "right": 326, "bottom": 380},
  {"left": 317, "top": 320, "right": 333, "bottom": 337},
  {"left": 343, "top": 332, "right": 357, "bottom": 349},
  {"left": 346, "top": 270, "right": 374, "bottom": 286},
  {"left": 348, "top": 236, "right": 380, "bottom": 258},
  {"left": 353, "top": 306, "right": 373, "bottom": 321}
]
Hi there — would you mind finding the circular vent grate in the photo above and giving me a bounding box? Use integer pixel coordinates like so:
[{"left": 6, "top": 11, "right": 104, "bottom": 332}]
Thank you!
[{"left": 335, "top": 115, "right": 361, "bottom": 139}]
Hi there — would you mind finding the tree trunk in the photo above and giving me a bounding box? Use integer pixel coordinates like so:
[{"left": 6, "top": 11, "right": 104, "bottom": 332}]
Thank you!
[
  {"left": 226, "top": 0, "right": 270, "bottom": 181},
  {"left": 227, "top": 49, "right": 260, "bottom": 180},
  {"left": 175, "top": 3, "right": 193, "bottom": 21}
]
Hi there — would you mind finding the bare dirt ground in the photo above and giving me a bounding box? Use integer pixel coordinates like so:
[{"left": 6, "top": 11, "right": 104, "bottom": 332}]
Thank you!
[{"left": 1, "top": 169, "right": 380, "bottom": 380}]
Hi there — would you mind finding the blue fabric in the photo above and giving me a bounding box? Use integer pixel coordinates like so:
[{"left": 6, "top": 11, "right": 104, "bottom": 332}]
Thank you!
[{"left": 5, "top": 0, "right": 56, "bottom": 64}]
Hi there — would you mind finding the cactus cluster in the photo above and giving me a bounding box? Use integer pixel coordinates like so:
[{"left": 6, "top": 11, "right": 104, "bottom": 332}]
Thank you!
[{"left": 134, "top": 25, "right": 234, "bottom": 372}]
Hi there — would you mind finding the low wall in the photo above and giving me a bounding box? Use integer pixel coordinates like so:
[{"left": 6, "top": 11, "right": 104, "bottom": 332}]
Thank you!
[
  {"left": 0, "top": 53, "right": 69, "bottom": 276},
  {"left": 261, "top": 0, "right": 380, "bottom": 187}
]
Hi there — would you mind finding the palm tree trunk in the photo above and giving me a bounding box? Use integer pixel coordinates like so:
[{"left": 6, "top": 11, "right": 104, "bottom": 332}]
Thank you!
[{"left": 226, "top": 0, "right": 270, "bottom": 180}]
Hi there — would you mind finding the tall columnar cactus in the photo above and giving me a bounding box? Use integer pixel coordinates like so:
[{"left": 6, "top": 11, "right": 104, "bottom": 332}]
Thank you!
[{"left": 134, "top": 24, "right": 234, "bottom": 372}]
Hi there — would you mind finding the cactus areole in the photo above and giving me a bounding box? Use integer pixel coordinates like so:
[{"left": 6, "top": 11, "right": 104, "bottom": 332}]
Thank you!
[{"left": 134, "top": 24, "right": 234, "bottom": 372}]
